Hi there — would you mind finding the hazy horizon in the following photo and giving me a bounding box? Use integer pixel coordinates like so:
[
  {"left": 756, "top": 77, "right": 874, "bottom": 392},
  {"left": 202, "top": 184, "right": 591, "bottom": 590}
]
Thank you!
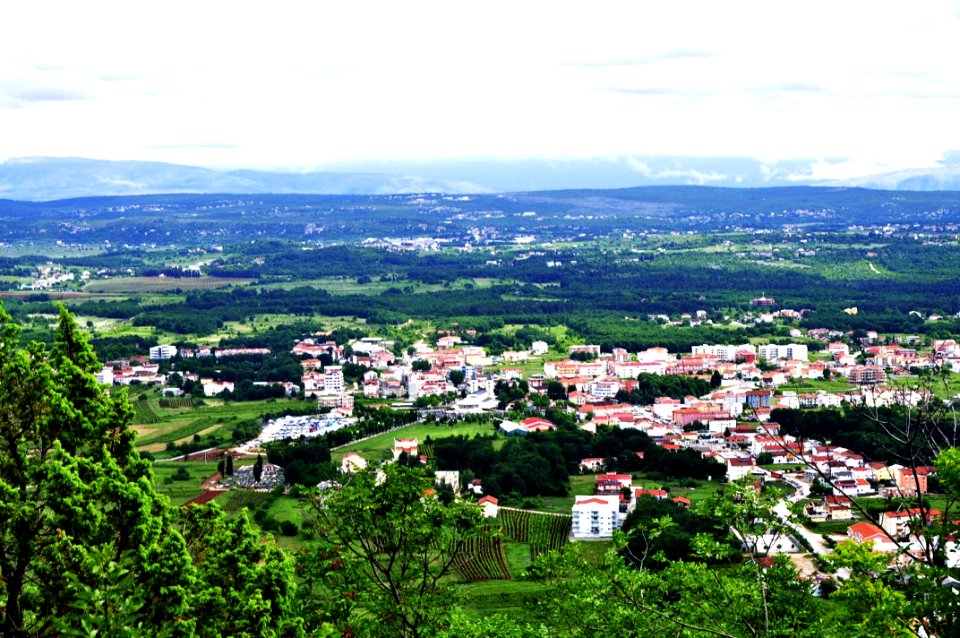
[{"left": 3, "top": 1, "right": 960, "bottom": 183}]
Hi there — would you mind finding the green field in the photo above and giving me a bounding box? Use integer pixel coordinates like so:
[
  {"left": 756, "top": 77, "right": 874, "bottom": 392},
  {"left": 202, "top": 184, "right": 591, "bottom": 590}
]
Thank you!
[
  {"left": 776, "top": 378, "right": 855, "bottom": 394},
  {"left": 152, "top": 460, "right": 225, "bottom": 505},
  {"left": 331, "top": 420, "right": 496, "bottom": 462},
  {"left": 132, "top": 393, "right": 316, "bottom": 455},
  {"left": 536, "top": 472, "right": 723, "bottom": 514}
]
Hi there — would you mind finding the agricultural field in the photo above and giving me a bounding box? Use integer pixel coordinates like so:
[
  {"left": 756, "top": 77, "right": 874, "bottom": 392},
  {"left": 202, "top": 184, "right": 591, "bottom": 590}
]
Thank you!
[
  {"left": 151, "top": 460, "right": 223, "bottom": 505},
  {"left": 451, "top": 537, "right": 512, "bottom": 581},
  {"left": 130, "top": 393, "right": 316, "bottom": 456},
  {"left": 497, "top": 507, "right": 572, "bottom": 555},
  {"left": 83, "top": 276, "right": 254, "bottom": 293}
]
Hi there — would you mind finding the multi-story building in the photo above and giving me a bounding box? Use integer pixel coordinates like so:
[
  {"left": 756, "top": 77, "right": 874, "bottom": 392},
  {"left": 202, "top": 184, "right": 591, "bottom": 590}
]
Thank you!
[
  {"left": 149, "top": 344, "right": 178, "bottom": 360},
  {"left": 757, "top": 344, "right": 808, "bottom": 362},
  {"left": 572, "top": 495, "right": 622, "bottom": 539}
]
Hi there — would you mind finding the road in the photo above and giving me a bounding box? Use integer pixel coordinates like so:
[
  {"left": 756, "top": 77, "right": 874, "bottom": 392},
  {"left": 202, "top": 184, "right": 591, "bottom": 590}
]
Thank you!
[{"left": 773, "top": 499, "right": 831, "bottom": 556}]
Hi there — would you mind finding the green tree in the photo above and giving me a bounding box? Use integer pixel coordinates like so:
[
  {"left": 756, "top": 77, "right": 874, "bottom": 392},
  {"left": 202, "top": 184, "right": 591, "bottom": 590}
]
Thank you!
[
  {"left": 180, "top": 505, "right": 303, "bottom": 638},
  {"left": 301, "top": 464, "right": 489, "bottom": 637},
  {"left": 0, "top": 305, "right": 303, "bottom": 637},
  {"left": 448, "top": 368, "right": 466, "bottom": 386},
  {"left": 545, "top": 380, "right": 567, "bottom": 401},
  {"left": 0, "top": 305, "right": 177, "bottom": 636},
  {"left": 254, "top": 453, "right": 264, "bottom": 483},
  {"left": 226, "top": 454, "right": 234, "bottom": 476},
  {"left": 710, "top": 369, "right": 723, "bottom": 389}
]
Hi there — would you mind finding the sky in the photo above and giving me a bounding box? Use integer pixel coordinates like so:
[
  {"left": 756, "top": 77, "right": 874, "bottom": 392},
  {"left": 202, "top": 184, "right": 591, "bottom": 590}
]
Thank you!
[{"left": 2, "top": 1, "right": 960, "bottom": 180}]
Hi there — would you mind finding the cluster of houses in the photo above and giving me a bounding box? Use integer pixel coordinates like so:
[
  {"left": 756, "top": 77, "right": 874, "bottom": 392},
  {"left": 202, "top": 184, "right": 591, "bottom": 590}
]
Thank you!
[
  {"left": 103, "top": 315, "right": 958, "bottom": 558},
  {"left": 19, "top": 264, "right": 84, "bottom": 290},
  {"left": 571, "top": 471, "right": 692, "bottom": 539}
]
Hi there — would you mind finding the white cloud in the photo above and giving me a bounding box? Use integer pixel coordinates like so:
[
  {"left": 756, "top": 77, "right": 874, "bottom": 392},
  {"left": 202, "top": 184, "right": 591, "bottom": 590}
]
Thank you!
[
  {"left": 0, "top": 1, "right": 958, "bottom": 175},
  {"left": 654, "top": 169, "right": 728, "bottom": 185}
]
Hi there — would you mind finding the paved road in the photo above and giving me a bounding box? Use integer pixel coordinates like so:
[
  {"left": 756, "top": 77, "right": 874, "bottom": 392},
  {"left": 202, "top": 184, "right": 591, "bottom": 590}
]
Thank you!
[{"left": 773, "top": 500, "right": 831, "bottom": 556}]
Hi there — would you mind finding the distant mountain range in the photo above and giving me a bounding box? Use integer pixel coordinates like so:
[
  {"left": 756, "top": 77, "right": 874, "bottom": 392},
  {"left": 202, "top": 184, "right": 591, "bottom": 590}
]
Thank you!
[
  {"left": 2, "top": 156, "right": 960, "bottom": 201},
  {"left": 0, "top": 157, "right": 487, "bottom": 201}
]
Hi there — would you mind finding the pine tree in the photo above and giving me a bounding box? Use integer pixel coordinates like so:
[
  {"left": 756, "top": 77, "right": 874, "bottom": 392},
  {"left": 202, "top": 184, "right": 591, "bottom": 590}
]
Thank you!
[{"left": 226, "top": 454, "right": 234, "bottom": 476}]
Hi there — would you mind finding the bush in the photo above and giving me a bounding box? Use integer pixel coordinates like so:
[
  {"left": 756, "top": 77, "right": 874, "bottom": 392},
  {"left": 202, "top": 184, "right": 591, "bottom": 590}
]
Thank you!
[
  {"left": 172, "top": 467, "right": 191, "bottom": 481},
  {"left": 279, "top": 520, "right": 299, "bottom": 536},
  {"left": 259, "top": 515, "right": 279, "bottom": 533}
]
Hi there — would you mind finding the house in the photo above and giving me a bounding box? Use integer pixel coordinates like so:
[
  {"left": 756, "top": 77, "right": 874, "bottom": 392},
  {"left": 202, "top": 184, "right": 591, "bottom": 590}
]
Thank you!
[
  {"left": 477, "top": 495, "right": 499, "bottom": 518},
  {"left": 895, "top": 466, "right": 932, "bottom": 495},
  {"left": 726, "top": 457, "right": 754, "bottom": 481},
  {"left": 341, "top": 452, "right": 367, "bottom": 474},
  {"left": 531, "top": 340, "right": 549, "bottom": 355},
  {"left": 522, "top": 417, "right": 556, "bottom": 433},
  {"left": 879, "top": 507, "right": 942, "bottom": 538},
  {"left": 95, "top": 367, "right": 114, "bottom": 385},
  {"left": 579, "top": 457, "right": 605, "bottom": 472},
  {"left": 847, "top": 522, "right": 898, "bottom": 552},
  {"left": 672, "top": 496, "right": 691, "bottom": 508},
  {"left": 454, "top": 391, "right": 499, "bottom": 414},
  {"left": 435, "top": 470, "right": 460, "bottom": 493},
  {"left": 572, "top": 495, "right": 622, "bottom": 539},
  {"left": 635, "top": 488, "right": 668, "bottom": 500},
  {"left": 498, "top": 420, "right": 527, "bottom": 436},
  {"left": 393, "top": 438, "right": 419, "bottom": 460},
  {"left": 201, "top": 379, "right": 234, "bottom": 396},
  {"left": 595, "top": 472, "right": 633, "bottom": 494}
]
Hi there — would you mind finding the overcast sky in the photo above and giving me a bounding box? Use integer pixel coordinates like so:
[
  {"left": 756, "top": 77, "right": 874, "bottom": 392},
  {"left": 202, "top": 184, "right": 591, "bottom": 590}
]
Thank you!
[{"left": 2, "top": 1, "right": 959, "bottom": 179}]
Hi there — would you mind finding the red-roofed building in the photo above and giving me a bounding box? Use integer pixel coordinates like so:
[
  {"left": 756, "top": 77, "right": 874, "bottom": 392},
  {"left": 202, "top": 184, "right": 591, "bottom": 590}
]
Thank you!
[
  {"left": 847, "top": 522, "right": 897, "bottom": 552},
  {"left": 393, "top": 438, "right": 419, "bottom": 460},
  {"left": 477, "top": 495, "right": 499, "bottom": 518},
  {"left": 579, "top": 457, "right": 605, "bottom": 472},
  {"left": 595, "top": 472, "right": 633, "bottom": 494},
  {"left": 522, "top": 417, "right": 557, "bottom": 433},
  {"left": 572, "top": 495, "right": 622, "bottom": 539}
]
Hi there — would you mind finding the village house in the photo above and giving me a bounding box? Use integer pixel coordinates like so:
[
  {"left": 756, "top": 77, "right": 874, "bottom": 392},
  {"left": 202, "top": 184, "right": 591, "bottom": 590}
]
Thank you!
[
  {"left": 847, "top": 522, "right": 898, "bottom": 552},
  {"left": 477, "top": 495, "right": 499, "bottom": 518},
  {"left": 340, "top": 452, "right": 367, "bottom": 474}
]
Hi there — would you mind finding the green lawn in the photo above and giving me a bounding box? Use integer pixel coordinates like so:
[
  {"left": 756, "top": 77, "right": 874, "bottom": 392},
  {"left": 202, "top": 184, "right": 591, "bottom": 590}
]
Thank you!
[
  {"left": 777, "top": 378, "right": 855, "bottom": 394},
  {"left": 537, "top": 472, "right": 724, "bottom": 515},
  {"left": 452, "top": 579, "right": 550, "bottom": 620},
  {"left": 152, "top": 460, "right": 224, "bottom": 505},
  {"left": 331, "top": 420, "right": 497, "bottom": 462}
]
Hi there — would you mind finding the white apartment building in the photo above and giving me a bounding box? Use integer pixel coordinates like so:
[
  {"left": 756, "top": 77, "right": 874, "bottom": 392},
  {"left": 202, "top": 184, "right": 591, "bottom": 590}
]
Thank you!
[
  {"left": 324, "top": 366, "right": 345, "bottom": 393},
  {"left": 692, "top": 344, "right": 755, "bottom": 361},
  {"left": 758, "top": 344, "right": 808, "bottom": 362},
  {"left": 149, "top": 344, "right": 178, "bottom": 360},
  {"left": 572, "top": 495, "right": 622, "bottom": 539}
]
